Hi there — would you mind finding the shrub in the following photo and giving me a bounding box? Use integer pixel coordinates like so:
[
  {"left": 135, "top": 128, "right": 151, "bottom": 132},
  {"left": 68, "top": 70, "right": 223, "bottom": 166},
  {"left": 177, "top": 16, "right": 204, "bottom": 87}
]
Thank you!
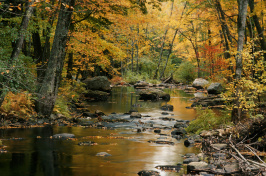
[
  {"left": 0, "top": 91, "right": 36, "bottom": 119},
  {"left": 186, "top": 107, "right": 232, "bottom": 134},
  {"left": 175, "top": 61, "right": 197, "bottom": 83}
]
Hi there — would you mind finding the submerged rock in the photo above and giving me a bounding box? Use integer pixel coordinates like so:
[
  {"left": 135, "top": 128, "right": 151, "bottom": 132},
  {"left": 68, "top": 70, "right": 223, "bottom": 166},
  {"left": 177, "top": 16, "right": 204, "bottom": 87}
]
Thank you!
[
  {"left": 161, "top": 104, "right": 174, "bottom": 111},
  {"left": 96, "top": 152, "right": 112, "bottom": 157},
  {"left": 148, "top": 140, "right": 175, "bottom": 145},
  {"left": 52, "top": 133, "right": 75, "bottom": 139},
  {"left": 130, "top": 112, "right": 142, "bottom": 118},
  {"left": 137, "top": 170, "right": 160, "bottom": 176},
  {"left": 187, "top": 161, "right": 209, "bottom": 173},
  {"left": 78, "top": 141, "right": 97, "bottom": 146},
  {"left": 155, "top": 164, "right": 182, "bottom": 172}
]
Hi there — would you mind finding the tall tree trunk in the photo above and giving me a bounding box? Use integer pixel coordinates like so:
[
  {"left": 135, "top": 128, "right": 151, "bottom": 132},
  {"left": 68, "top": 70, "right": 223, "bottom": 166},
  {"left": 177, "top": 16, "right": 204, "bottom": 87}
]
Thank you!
[
  {"left": 36, "top": 0, "right": 75, "bottom": 117},
  {"left": 131, "top": 38, "right": 135, "bottom": 72},
  {"left": 153, "top": 27, "right": 169, "bottom": 79},
  {"left": 160, "top": 29, "right": 178, "bottom": 79},
  {"left": 232, "top": 0, "right": 249, "bottom": 123},
  {"left": 66, "top": 52, "right": 74, "bottom": 80},
  {"left": 0, "top": 0, "right": 35, "bottom": 106},
  {"left": 248, "top": 0, "right": 266, "bottom": 61}
]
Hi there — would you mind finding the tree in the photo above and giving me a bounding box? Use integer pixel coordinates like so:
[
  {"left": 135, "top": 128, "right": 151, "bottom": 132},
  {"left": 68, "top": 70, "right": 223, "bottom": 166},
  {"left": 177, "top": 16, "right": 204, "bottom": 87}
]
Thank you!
[{"left": 35, "top": 0, "right": 75, "bottom": 117}]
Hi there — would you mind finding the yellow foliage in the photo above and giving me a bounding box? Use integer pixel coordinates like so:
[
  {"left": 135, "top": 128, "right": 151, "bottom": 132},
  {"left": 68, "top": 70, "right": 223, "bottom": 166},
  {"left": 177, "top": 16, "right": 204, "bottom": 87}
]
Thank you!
[{"left": 0, "top": 92, "right": 36, "bottom": 119}]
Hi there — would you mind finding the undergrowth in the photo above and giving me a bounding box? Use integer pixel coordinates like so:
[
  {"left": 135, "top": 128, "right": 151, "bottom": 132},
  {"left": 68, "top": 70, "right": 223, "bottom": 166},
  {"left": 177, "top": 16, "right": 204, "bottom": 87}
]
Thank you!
[
  {"left": 0, "top": 91, "right": 36, "bottom": 119},
  {"left": 186, "top": 107, "right": 232, "bottom": 134},
  {"left": 54, "top": 79, "right": 86, "bottom": 118}
]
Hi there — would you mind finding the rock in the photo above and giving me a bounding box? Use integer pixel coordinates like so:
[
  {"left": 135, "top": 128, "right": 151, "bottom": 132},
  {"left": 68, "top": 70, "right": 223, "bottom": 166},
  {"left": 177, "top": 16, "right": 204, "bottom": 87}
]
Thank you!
[
  {"left": 83, "top": 76, "right": 111, "bottom": 92},
  {"left": 184, "top": 138, "right": 195, "bottom": 147},
  {"left": 82, "top": 112, "right": 97, "bottom": 118},
  {"left": 155, "top": 164, "right": 182, "bottom": 172},
  {"left": 161, "top": 112, "right": 169, "bottom": 115},
  {"left": 52, "top": 133, "right": 75, "bottom": 139},
  {"left": 207, "top": 83, "right": 224, "bottom": 95},
  {"left": 161, "top": 104, "right": 174, "bottom": 111},
  {"left": 130, "top": 112, "right": 142, "bottom": 118},
  {"left": 187, "top": 162, "right": 209, "bottom": 173},
  {"left": 159, "top": 117, "right": 175, "bottom": 121},
  {"left": 172, "top": 135, "right": 182, "bottom": 140},
  {"left": 96, "top": 152, "right": 112, "bottom": 157},
  {"left": 192, "top": 78, "right": 209, "bottom": 89},
  {"left": 185, "top": 153, "right": 196, "bottom": 158},
  {"left": 154, "top": 129, "right": 161, "bottom": 133},
  {"left": 148, "top": 140, "right": 175, "bottom": 145},
  {"left": 137, "top": 170, "right": 160, "bottom": 176},
  {"left": 224, "top": 163, "right": 240, "bottom": 173},
  {"left": 191, "top": 96, "right": 227, "bottom": 108},
  {"left": 174, "top": 122, "right": 187, "bottom": 128},
  {"left": 84, "top": 89, "right": 110, "bottom": 101},
  {"left": 197, "top": 153, "right": 206, "bottom": 161},
  {"left": 139, "top": 88, "right": 170, "bottom": 101},
  {"left": 199, "top": 172, "right": 215, "bottom": 176},
  {"left": 95, "top": 110, "right": 105, "bottom": 116},
  {"left": 212, "top": 153, "right": 226, "bottom": 159},
  {"left": 211, "top": 144, "right": 227, "bottom": 150},
  {"left": 171, "top": 128, "right": 186, "bottom": 136},
  {"left": 183, "top": 157, "right": 199, "bottom": 164},
  {"left": 134, "top": 81, "right": 150, "bottom": 89},
  {"left": 78, "top": 141, "right": 97, "bottom": 146}
]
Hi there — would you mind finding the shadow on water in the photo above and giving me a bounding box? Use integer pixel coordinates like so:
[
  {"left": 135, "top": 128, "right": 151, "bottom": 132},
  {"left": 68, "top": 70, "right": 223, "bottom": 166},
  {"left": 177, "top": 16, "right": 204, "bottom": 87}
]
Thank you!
[{"left": 0, "top": 87, "right": 199, "bottom": 176}]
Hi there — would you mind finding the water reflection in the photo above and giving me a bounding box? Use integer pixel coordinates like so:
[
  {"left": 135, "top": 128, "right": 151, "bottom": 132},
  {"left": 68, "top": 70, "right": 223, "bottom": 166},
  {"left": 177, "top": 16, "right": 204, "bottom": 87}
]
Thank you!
[{"left": 0, "top": 87, "right": 199, "bottom": 176}]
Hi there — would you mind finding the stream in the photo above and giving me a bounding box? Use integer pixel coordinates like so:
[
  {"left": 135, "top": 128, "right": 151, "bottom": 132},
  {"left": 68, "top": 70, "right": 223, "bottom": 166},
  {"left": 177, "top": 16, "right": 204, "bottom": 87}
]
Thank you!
[{"left": 0, "top": 87, "right": 200, "bottom": 176}]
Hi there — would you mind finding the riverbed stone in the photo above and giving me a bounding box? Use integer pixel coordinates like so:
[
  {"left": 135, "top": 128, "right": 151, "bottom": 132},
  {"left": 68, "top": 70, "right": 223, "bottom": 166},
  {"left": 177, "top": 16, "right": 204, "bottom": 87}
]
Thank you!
[
  {"left": 139, "top": 88, "right": 170, "bottom": 101},
  {"left": 83, "top": 76, "right": 111, "bottom": 92},
  {"left": 171, "top": 128, "right": 186, "bottom": 136},
  {"left": 52, "top": 133, "right": 75, "bottom": 139},
  {"left": 207, "top": 83, "right": 224, "bottom": 94},
  {"left": 96, "top": 152, "right": 112, "bottom": 157},
  {"left": 184, "top": 138, "right": 195, "bottom": 147},
  {"left": 192, "top": 78, "right": 209, "bottom": 89},
  {"left": 174, "top": 122, "right": 187, "bottom": 128},
  {"left": 137, "top": 170, "right": 160, "bottom": 176},
  {"left": 78, "top": 141, "right": 97, "bottom": 146},
  {"left": 134, "top": 81, "right": 149, "bottom": 89},
  {"left": 183, "top": 157, "right": 199, "bottom": 164},
  {"left": 187, "top": 161, "right": 209, "bottom": 173},
  {"left": 130, "top": 112, "right": 142, "bottom": 118},
  {"left": 211, "top": 144, "right": 227, "bottom": 150},
  {"left": 161, "top": 104, "right": 174, "bottom": 111}
]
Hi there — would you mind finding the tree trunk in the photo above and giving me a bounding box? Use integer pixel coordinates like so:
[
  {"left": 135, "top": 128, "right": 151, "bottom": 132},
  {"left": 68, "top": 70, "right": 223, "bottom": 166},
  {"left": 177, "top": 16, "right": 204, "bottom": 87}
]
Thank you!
[
  {"left": 160, "top": 28, "right": 178, "bottom": 79},
  {"left": 66, "top": 52, "right": 74, "bottom": 80},
  {"left": 0, "top": 0, "right": 35, "bottom": 106},
  {"left": 248, "top": 0, "right": 266, "bottom": 61},
  {"left": 153, "top": 27, "right": 169, "bottom": 79},
  {"left": 36, "top": 0, "right": 75, "bottom": 117},
  {"left": 232, "top": 0, "right": 249, "bottom": 123},
  {"left": 9, "top": 0, "right": 35, "bottom": 66}
]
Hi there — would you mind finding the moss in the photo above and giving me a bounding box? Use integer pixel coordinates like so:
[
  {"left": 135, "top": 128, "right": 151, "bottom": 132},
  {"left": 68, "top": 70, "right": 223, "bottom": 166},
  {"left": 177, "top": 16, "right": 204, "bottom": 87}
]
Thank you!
[{"left": 186, "top": 107, "right": 232, "bottom": 134}]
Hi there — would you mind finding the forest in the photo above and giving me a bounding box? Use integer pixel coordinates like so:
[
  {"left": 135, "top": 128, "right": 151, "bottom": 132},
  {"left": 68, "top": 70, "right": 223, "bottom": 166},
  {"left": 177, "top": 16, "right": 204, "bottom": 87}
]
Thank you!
[
  {"left": 0, "top": 0, "right": 264, "bottom": 121},
  {"left": 0, "top": 0, "right": 266, "bottom": 175}
]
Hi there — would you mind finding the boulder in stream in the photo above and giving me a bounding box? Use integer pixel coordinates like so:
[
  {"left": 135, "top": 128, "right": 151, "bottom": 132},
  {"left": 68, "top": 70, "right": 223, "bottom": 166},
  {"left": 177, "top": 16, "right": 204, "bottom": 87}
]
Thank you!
[
  {"left": 161, "top": 104, "right": 173, "bottom": 111},
  {"left": 139, "top": 88, "right": 170, "bottom": 101},
  {"left": 83, "top": 76, "right": 111, "bottom": 92},
  {"left": 192, "top": 78, "right": 209, "bottom": 89},
  {"left": 207, "top": 83, "right": 224, "bottom": 94}
]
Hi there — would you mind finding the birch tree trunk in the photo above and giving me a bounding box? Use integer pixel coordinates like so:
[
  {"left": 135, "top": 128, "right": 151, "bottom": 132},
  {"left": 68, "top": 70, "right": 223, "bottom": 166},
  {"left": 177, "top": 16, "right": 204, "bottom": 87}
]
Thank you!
[{"left": 36, "top": 0, "right": 75, "bottom": 117}]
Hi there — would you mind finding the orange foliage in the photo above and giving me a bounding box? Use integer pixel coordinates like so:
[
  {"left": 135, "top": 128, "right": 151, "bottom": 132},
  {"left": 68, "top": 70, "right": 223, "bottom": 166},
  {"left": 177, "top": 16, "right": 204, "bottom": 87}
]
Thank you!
[{"left": 0, "top": 92, "right": 36, "bottom": 119}]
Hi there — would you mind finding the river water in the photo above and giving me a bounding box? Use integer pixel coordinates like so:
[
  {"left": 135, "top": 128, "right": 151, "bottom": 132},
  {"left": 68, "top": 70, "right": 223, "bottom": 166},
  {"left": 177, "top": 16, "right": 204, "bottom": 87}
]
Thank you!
[{"left": 0, "top": 87, "right": 199, "bottom": 176}]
